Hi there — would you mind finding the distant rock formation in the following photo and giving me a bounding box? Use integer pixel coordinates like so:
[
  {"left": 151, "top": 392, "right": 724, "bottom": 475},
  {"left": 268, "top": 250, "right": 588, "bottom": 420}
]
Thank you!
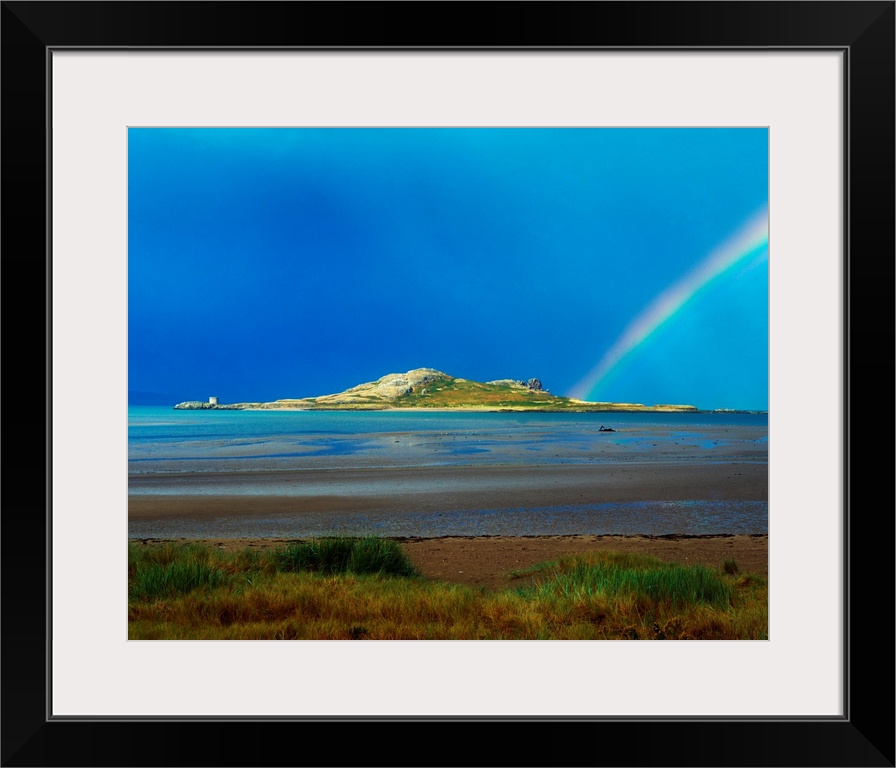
[
  {"left": 485, "top": 377, "right": 546, "bottom": 392},
  {"left": 304, "top": 368, "right": 450, "bottom": 406},
  {"left": 363, "top": 369, "right": 441, "bottom": 399},
  {"left": 173, "top": 401, "right": 245, "bottom": 410}
]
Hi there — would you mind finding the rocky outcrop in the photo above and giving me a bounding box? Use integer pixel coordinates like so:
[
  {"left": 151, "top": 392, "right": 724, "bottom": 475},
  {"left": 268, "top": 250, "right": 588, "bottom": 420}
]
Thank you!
[
  {"left": 304, "top": 368, "right": 451, "bottom": 406},
  {"left": 485, "top": 378, "right": 546, "bottom": 391},
  {"left": 366, "top": 369, "right": 442, "bottom": 398},
  {"left": 173, "top": 401, "right": 247, "bottom": 410}
]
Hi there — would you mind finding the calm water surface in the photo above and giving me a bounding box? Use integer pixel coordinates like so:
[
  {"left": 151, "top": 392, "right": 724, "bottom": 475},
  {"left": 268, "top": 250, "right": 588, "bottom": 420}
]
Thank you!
[
  {"left": 129, "top": 407, "right": 767, "bottom": 472},
  {"left": 128, "top": 407, "right": 768, "bottom": 538}
]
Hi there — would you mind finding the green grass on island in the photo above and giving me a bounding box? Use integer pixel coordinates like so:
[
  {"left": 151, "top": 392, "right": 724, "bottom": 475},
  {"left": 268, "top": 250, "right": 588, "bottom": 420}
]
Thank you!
[
  {"left": 174, "top": 369, "right": 700, "bottom": 412},
  {"left": 128, "top": 538, "right": 768, "bottom": 640}
]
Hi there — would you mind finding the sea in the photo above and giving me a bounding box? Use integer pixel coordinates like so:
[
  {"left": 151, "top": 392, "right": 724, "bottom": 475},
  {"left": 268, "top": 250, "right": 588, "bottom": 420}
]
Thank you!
[{"left": 128, "top": 407, "right": 769, "bottom": 538}]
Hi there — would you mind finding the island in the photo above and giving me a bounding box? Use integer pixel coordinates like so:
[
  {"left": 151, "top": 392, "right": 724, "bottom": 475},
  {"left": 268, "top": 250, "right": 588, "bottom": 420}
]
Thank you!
[{"left": 174, "top": 368, "right": 698, "bottom": 413}]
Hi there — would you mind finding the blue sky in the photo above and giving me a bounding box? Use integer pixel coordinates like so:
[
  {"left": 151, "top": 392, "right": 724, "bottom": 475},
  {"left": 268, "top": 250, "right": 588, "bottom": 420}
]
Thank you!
[{"left": 129, "top": 128, "right": 768, "bottom": 410}]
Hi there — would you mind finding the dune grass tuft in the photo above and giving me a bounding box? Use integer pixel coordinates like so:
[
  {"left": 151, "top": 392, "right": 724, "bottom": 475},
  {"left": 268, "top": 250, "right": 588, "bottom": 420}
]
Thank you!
[
  {"left": 128, "top": 540, "right": 766, "bottom": 640},
  {"left": 517, "top": 551, "right": 734, "bottom": 610},
  {"left": 129, "top": 544, "right": 231, "bottom": 600},
  {"left": 274, "top": 536, "right": 419, "bottom": 577}
]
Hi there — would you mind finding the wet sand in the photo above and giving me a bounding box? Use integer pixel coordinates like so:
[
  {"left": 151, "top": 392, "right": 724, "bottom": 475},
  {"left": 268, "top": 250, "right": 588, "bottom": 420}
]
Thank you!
[
  {"left": 129, "top": 461, "right": 767, "bottom": 539},
  {"left": 130, "top": 462, "right": 767, "bottom": 508}
]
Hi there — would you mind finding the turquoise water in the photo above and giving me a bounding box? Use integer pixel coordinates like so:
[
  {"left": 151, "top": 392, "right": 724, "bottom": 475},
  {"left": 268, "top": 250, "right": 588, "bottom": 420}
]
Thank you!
[{"left": 129, "top": 406, "right": 768, "bottom": 473}]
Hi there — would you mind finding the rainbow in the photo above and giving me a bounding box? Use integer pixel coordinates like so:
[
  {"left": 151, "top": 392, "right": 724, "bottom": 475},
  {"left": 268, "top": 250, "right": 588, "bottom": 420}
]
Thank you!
[{"left": 568, "top": 206, "right": 769, "bottom": 401}]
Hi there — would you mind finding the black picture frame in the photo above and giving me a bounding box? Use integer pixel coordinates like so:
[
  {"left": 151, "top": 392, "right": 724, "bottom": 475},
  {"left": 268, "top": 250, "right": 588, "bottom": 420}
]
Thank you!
[{"left": 3, "top": 2, "right": 893, "bottom": 766}]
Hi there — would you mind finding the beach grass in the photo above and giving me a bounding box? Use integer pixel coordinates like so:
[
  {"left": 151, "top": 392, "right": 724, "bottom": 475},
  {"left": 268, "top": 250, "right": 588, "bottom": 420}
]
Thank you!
[
  {"left": 128, "top": 539, "right": 767, "bottom": 640},
  {"left": 274, "top": 536, "right": 420, "bottom": 577}
]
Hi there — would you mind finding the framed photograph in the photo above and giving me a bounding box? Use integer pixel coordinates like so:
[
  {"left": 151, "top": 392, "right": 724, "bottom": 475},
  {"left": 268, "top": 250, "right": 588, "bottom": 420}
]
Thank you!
[{"left": 5, "top": 1, "right": 892, "bottom": 765}]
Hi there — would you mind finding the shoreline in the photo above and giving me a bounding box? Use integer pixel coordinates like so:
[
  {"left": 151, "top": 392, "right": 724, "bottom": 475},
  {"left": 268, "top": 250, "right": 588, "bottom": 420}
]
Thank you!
[
  {"left": 177, "top": 404, "right": 739, "bottom": 414},
  {"left": 158, "top": 404, "right": 767, "bottom": 414},
  {"left": 239, "top": 405, "right": 703, "bottom": 413}
]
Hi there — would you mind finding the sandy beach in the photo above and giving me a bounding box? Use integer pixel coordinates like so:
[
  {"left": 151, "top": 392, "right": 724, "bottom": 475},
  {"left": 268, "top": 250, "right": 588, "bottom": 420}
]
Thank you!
[
  {"left": 130, "top": 462, "right": 767, "bottom": 509},
  {"left": 130, "top": 462, "right": 766, "bottom": 534}
]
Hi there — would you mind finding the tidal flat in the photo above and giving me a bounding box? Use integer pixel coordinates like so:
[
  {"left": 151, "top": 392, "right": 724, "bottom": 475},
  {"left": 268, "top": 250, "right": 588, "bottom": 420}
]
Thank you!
[{"left": 129, "top": 408, "right": 768, "bottom": 540}]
